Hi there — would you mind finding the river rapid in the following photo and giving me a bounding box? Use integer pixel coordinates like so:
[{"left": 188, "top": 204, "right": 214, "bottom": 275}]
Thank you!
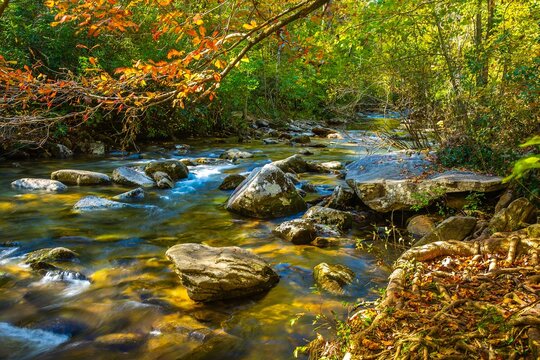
[{"left": 0, "top": 122, "right": 400, "bottom": 359}]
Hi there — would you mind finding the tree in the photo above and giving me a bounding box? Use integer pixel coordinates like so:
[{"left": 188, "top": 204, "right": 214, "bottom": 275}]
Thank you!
[{"left": 0, "top": 0, "right": 330, "bottom": 147}]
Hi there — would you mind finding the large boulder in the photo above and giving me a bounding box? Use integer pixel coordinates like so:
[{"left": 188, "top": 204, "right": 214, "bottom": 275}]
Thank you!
[
  {"left": 165, "top": 243, "right": 279, "bottom": 302},
  {"left": 144, "top": 160, "right": 189, "bottom": 180},
  {"left": 219, "top": 174, "right": 246, "bottom": 191},
  {"left": 313, "top": 263, "right": 354, "bottom": 295},
  {"left": 346, "top": 152, "right": 505, "bottom": 212},
  {"left": 489, "top": 197, "right": 536, "bottom": 232},
  {"left": 226, "top": 164, "right": 306, "bottom": 219},
  {"left": 303, "top": 206, "right": 353, "bottom": 231},
  {"left": 413, "top": 216, "right": 477, "bottom": 247},
  {"left": 73, "top": 196, "right": 129, "bottom": 211},
  {"left": 11, "top": 178, "right": 67, "bottom": 192},
  {"left": 112, "top": 167, "right": 155, "bottom": 187},
  {"left": 51, "top": 169, "right": 111, "bottom": 186}
]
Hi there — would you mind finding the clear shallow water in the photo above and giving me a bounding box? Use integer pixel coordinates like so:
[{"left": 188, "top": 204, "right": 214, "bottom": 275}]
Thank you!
[{"left": 0, "top": 129, "right": 397, "bottom": 359}]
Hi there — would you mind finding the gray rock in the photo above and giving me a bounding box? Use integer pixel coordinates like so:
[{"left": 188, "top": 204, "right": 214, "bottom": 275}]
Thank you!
[
  {"left": 285, "top": 173, "right": 300, "bottom": 185},
  {"left": 272, "top": 154, "right": 310, "bottom": 174},
  {"left": 322, "top": 185, "right": 359, "bottom": 210},
  {"left": 407, "top": 215, "right": 437, "bottom": 239},
  {"left": 50, "top": 144, "right": 73, "bottom": 159},
  {"left": 11, "top": 178, "right": 67, "bottom": 192},
  {"left": 346, "top": 152, "right": 505, "bottom": 212},
  {"left": 303, "top": 206, "right": 353, "bottom": 231},
  {"left": 291, "top": 135, "right": 311, "bottom": 144},
  {"left": 219, "top": 174, "right": 246, "bottom": 191},
  {"left": 220, "top": 149, "right": 253, "bottom": 160},
  {"left": 166, "top": 243, "right": 279, "bottom": 302},
  {"left": 153, "top": 171, "right": 174, "bottom": 189},
  {"left": 113, "top": 188, "right": 144, "bottom": 201},
  {"left": 88, "top": 142, "right": 105, "bottom": 156},
  {"left": 313, "top": 263, "right": 354, "bottom": 295},
  {"left": 301, "top": 182, "right": 317, "bottom": 193},
  {"left": 489, "top": 197, "right": 536, "bottom": 232},
  {"left": 263, "top": 138, "right": 279, "bottom": 145},
  {"left": 298, "top": 149, "right": 314, "bottom": 156},
  {"left": 273, "top": 219, "right": 317, "bottom": 245},
  {"left": 194, "top": 158, "right": 226, "bottom": 165},
  {"left": 25, "top": 247, "right": 78, "bottom": 265},
  {"left": 145, "top": 160, "right": 189, "bottom": 180},
  {"left": 413, "top": 216, "right": 477, "bottom": 247},
  {"left": 226, "top": 164, "right": 306, "bottom": 219},
  {"left": 495, "top": 190, "right": 514, "bottom": 213},
  {"left": 320, "top": 161, "right": 343, "bottom": 170},
  {"left": 179, "top": 158, "right": 196, "bottom": 167},
  {"left": 51, "top": 169, "right": 111, "bottom": 186},
  {"left": 312, "top": 127, "right": 338, "bottom": 137},
  {"left": 73, "top": 196, "right": 129, "bottom": 211},
  {"left": 112, "top": 167, "right": 155, "bottom": 187}
]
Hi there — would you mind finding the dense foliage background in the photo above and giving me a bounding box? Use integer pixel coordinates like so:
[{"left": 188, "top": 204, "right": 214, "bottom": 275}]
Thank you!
[{"left": 1, "top": 0, "right": 539, "bottom": 178}]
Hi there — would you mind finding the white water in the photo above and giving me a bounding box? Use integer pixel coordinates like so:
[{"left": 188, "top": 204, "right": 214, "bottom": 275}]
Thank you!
[{"left": 0, "top": 322, "right": 69, "bottom": 359}]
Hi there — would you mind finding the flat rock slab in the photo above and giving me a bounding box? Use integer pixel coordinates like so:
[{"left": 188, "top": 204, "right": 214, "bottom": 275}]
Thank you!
[
  {"left": 112, "top": 167, "right": 155, "bottom": 187},
  {"left": 51, "top": 169, "right": 111, "bottom": 185},
  {"left": 346, "top": 152, "right": 504, "bottom": 212},
  {"left": 166, "top": 243, "right": 279, "bottom": 302},
  {"left": 226, "top": 164, "right": 306, "bottom": 219},
  {"left": 11, "top": 178, "right": 67, "bottom": 192}
]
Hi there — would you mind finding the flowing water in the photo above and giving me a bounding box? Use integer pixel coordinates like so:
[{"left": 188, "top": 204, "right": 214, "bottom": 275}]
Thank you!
[{"left": 0, "top": 124, "right": 400, "bottom": 359}]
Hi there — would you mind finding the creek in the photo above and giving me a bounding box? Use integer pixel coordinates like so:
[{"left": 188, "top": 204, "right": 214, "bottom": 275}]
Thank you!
[{"left": 0, "top": 121, "right": 401, "bottom": 359}]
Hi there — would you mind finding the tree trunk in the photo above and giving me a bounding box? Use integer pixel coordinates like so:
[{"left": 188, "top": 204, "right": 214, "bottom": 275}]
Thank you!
[{"left": 0, "top": 0, "right": 10, "bottom": 19}]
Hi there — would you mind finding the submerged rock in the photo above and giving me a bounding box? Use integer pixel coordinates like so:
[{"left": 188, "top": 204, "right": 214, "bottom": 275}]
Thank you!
[
  {"left": 220, "top": 149, "right": 253, "bottom": 160},
  {"left": 95, "top": 333, "right": 146, "bottom": 351},
  {"left": 312, "top": 127, "right": 338, "bottom": 137},
  {"left": 489, "top": 197, "right": 536, "bottom": 232},
  {"left": 346, "top": 152, "right": 505, "bottom": 212},
  {"left": 113, "top": 187, "right": 144, "bottom": 201},
  {"left": 25, "top": 247, "right": 78, "bottom": 265},
  {"left": 51, "top": 169, "right": 111, "bottom": 186},
  {"left": 263, "top": 138, "right": 279, "bottom": 145},
  {"left": 145, "top": 160, "right": 189, "bottom": 180},
  {"left": 112, "top": 166, "right": 155, "bottom": 187},
  {"left": 303, "top": 206, "right": 353, "bottom": 231},
  {"left": 226, "top": 164, "right": 306, "bottom": 219},
  {"left": 219, "top": 174, "right": 246, "bottom": 191},
  {"left": 11, "top": 178, "right": 67, "bottom": 192},
  {"left": 73, "top": 196, "right": 129, "bottom": 211},
  {"left": 166, "top": 243, "right": 279, "bottom": 302},
  {"left": 413, "top": 216, "right": 477, "bottom": 247},
  {"left": 300, "top": 182, "right": 317, "bottom": 193},
  {"left": 291, "top": 135, "right": 311, "bottom": 144},
  {"left": 313, "top": 263, "right": 355, "bottom": 295}
]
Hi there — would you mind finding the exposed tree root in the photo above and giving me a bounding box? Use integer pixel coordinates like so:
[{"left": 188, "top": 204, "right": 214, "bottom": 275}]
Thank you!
[{"left": 307, "top": 230, "right": 540, "bottom": 359}]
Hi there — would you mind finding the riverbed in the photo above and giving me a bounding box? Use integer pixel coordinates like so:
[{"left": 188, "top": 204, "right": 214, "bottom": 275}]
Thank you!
[{"left": 0, "top": 125, "right": 399, "bottom": 359}]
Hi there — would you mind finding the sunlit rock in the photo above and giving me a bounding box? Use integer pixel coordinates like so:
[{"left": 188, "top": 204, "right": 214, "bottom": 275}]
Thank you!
[
  {"left": 166, "top": 243, "right": 279, "bottom": 302},
  {"left": 226, "top": 164, "right": 306, "bottom": 219},
  {"left": 11, "top": 178, "right": 67, "bottom": 192},
  {"left": 51, "top": 169, "right": 111, "bottom": 185},
  {"left": 313, "top": 263, "right": 354, "bottom": 295},
  {"left": 303, "top": 206, "right": 353, "bottom": 231},
  {"left": 346, "top": 151, "right": 505, "bottom": 212},
  {"left": 145, "top": 160, "right": 189, "bottom": 180},
  {"left": 112, "top": 166, "right": 155, "bottom": 187}
]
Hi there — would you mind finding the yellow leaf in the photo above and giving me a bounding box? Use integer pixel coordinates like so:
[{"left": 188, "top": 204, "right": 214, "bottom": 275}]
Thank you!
[
  {"left": 240, "top": 57, "right": 249, "bottom": 63},
  {"left": 100, "top": 74, "right": 107, "bottom": 81},
  {"left": 214, "top": 59, "right": 224, "bottom": 69},
  {"left": 243, "top": 20, "right": 257, "bottom": 30},
  {"left": 44, "top": 0, "right": 55, "bottom": 8}
]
